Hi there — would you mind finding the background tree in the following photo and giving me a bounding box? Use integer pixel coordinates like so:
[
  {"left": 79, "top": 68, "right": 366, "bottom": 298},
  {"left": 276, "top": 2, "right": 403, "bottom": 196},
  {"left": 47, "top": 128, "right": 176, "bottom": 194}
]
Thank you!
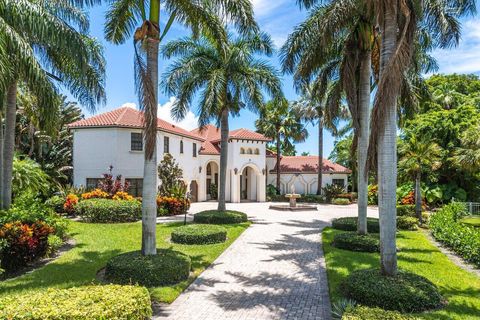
[
  {"left": 157, "top": 153, "right": 183, "bottom": 196},
  {"left": 104, "top": 0, "right": 257, "bottom": 254},
  {"left": 399, "top": 136, "right": 442, "bottom": 223},
  {"left": 329, "top": 135, "right": 356, "bottom": 191},
  {"left": 163, "top": 32, "right": 281, "bottom": 211},
  {"left": 453, "top": 125, "right": 480, "bottom": 173},
  {"left": 256, "top": 98, "right": 308, "bottom": 194}
]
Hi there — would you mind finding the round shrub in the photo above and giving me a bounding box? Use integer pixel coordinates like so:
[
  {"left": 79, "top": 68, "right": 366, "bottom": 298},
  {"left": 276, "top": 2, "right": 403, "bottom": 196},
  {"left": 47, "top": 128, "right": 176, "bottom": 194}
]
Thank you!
[
  {"left": 332, "top": 217, "right": 380, "bottom": 233},
  {"left": 171, "top": 224, "right": 227, "bottom": 245},
  {"left": 333, "top": 232, "right": 379, "bottom": 252},
  {"left": 76, "top": 199, "right": 141, "bottom": 223},
  {"left": 332, "top": 198, "right": 351, "bottom": 205},
  {"left": 0, "top": 285, "right": 152, "bottom": 319},
  {"left": 194, "top": 210, "right": 248, "bottom": 224},
  {"left": 342, "top": 306, "right": 420, "bottom": 320},
  {"left": 397, "top": 216, "right": 418, "bottom": 230},
  {"left": 105, "top": 249, "right": 191, "bottom": 286},
  {"left": 340, "top": 269, "right": 443, "bottom": 313}
]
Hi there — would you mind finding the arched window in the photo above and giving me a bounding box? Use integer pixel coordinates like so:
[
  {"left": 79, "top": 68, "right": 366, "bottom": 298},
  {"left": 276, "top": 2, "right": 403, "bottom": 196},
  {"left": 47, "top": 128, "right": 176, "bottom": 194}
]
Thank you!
[
  {"left": 247, "top": 148, "right": 252, "bottom": 154},
  {"left": 254, "top": 148, "right": 260, "bottom": 155},
  {"left": 240, "top": 147, "right": 245, "bottom": 154}
]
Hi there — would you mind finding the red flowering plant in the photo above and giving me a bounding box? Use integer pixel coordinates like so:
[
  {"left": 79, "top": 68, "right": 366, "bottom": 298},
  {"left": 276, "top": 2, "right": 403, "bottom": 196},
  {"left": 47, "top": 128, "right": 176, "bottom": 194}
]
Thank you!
[
  {"left": 64, "top": 194, "right": 79, "bottom": 215},
  {"left": 98, "top": 173, "right": 130, "bottom": 197},
  {"left": 401, "top": 191, "right": 415, "bottom": 205},
  {"left": 156, "top": 196, "right": 190, "bottom": 216}
]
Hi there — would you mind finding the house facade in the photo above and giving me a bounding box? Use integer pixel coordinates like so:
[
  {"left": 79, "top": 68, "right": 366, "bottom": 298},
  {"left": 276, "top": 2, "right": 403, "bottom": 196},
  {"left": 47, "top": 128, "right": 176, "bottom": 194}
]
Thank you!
[{"left": 69, "top": 107, "right": 350, "bottom": 202}]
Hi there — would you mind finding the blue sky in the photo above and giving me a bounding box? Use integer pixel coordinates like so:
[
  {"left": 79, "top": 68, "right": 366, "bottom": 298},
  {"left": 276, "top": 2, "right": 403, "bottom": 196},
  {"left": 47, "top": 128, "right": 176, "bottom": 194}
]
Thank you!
[{"left": 70, "top": 1, "right": 480, "bottom": 157}]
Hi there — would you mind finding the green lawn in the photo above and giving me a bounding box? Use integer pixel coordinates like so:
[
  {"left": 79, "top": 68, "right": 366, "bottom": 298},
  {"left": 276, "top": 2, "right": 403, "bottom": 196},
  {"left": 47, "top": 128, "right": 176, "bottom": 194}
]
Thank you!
[
  {"left": 460, "top": 215, "right": 480, "bottom": 227},
  {"left": 323, "top": 228, "right": 480, "bottom": 320},
  {"left": 0, "top": 221, "right": 249, "bottom": 303}
]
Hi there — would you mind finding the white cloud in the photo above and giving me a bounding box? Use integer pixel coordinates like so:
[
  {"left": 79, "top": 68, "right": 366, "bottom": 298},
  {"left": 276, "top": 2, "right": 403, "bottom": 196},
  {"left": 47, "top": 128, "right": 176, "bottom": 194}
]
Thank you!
[
  {"left": 121, "top": 102, "right": 137, "bottom": 109},
  {"left": 432, "top": 19, "right": 480, "bottom": 75},
  {"left": 157, "top": 97, "right": 199, "bottom": 130},
  {"left": 251, "top": 0, "right": 286, "bottom": 17}
]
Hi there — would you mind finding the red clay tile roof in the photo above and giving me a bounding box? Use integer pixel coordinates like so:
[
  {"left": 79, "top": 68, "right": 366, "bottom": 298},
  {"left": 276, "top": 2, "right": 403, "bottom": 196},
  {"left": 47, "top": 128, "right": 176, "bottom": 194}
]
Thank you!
[
  {"left": 68, "top": 107, "right": 204, "bottom": 141},
  {"left": 190, "top": 125, "right": 270, "bottom": 155},
  {"left": 270, "top": 156, "right": 351, "bottom": 174}
]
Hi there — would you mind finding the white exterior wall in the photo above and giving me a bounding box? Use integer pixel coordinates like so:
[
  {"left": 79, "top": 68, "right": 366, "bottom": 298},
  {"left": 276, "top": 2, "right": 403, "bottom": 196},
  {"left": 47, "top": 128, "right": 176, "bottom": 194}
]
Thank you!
[{"left": 266, "top": 172, "right": 349, "bottom": 194}]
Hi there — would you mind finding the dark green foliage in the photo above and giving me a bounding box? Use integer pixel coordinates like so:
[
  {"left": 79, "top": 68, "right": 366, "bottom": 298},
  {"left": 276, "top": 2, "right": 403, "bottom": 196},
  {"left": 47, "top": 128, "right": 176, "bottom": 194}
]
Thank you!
[
  {"left": 332, "top": 217, "right": 380, "bottom": 233},
  {"left": 430, "top": 202, "right": 480, "bottom": 266},
  {"left": 332, "top": 198, "right": 351, "bottom": 205},
  {"left": 194, "top": 210, "right": 248, "bottom": 224},
  {"left": 76, "top": 199, "right": 141, "bottom": 223},
  {"left": 397, "top": 216, "right": 419, "bottom": 230},
  {"left": 171, "top": 224, "right": 227, "bottom": 245},
  {"left": 333, "top": 233, "right": 379, "bottom": 252},
  {"left": 45, "top": 195, "right": 65, "bottom": 213},
  {"left": 342, "top": 306, "right": 421, "bottom": 320},
  {"left": 158, "top": 154, "right": 184, "bottom": 196},
  {"left": 0, "top": 285, "right": 152, "bottom": 319},
  {"left": 323, "top": 184, "right": 345, "bottom": 202},
  {"left": 340, "top": 269, "right": 443, "bottom": 313},
  {"left": 396, "top": 205, "right": 415, "bottom": 217},
  {"left": 105, "top": 249, "right": 191, "bottom": 286}
]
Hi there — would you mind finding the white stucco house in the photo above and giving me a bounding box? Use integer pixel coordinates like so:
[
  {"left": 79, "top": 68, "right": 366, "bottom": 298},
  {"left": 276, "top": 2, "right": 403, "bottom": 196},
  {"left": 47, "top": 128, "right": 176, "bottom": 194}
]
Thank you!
[{"left": 68, "top": 107, "right": 350, "bottom": 202}]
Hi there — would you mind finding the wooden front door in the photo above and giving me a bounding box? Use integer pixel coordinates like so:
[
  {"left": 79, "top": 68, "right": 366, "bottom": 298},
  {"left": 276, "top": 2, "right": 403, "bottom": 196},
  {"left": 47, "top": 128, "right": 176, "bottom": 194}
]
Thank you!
[{"left": 190, "top": 181, "right": 198, "bottom": 202}]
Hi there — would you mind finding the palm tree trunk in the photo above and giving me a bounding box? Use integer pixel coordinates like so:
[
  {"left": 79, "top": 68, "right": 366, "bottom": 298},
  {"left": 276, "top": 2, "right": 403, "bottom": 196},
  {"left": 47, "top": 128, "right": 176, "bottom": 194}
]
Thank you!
[
  {"left": 0, "top": 107, "right": 4, "bottom": 209},
  {"left": 415, "top": 172, "right": 422, "bottom": 224},
  {"left": 378, "top": 4, "right": 398, "bottom": 276},
  {"left": 357, "top": 50, "right": 371, "bottom": 235},
  {"left": 2, "top": 82, "right": 17, "bottom": 209},
  {"left": 276, "top": 132, "right": 281, "bottom": 195},
  {"left": 141, "top": 1, "right": 160, "bottom": 256},
  {"left": 317, "top": 120, "right": 323, "bottom": 195},
  {"left": 218, "top": 108, "right": 229, "bottom": 211}
]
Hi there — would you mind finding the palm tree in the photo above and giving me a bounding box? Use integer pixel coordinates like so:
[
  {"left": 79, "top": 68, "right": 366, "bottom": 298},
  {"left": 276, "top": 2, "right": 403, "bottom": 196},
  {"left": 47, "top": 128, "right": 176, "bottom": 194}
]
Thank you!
[
  {"left": 293, "top": 85, "right": 346, "bottom": 195},
  {"left": 453, "top": 125, "right": 480, "bottom": 172},
  {"left": 104, "top": 0, "right": 257, "bottom": 254},
  {"left": 162, "top": 32, "right": 281, "bottom": 211},
  {"left": 256, "top": 98, "right": 308, "bottom": 195},
  {"left": 399, "top": 136, "right": 441, "bottom": 224},
  {"left": 0, "top": 0, "right": 106, "bottom": 209},
  {"left": 282, "top": 0, "right": 374, "bottom": 234}
]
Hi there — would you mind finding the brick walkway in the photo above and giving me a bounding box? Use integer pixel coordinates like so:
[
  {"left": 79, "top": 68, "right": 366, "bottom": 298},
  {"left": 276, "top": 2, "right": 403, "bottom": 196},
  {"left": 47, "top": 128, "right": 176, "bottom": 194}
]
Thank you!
[{"left": 155, "top": 202, "right": 378, "bottom": 320}]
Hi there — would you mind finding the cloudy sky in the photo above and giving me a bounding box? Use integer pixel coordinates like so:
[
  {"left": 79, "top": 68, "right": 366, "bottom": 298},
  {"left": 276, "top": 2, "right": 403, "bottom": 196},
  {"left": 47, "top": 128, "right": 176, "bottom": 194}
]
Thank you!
[{"left": 71, "top": 1, "right": 480, "bottom": 157}]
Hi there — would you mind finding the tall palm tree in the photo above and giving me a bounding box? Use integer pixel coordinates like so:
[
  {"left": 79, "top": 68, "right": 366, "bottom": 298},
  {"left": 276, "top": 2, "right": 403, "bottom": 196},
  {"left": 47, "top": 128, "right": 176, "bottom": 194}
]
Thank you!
[
  {"left": 293, "top": 85, "right": 345, "bottom": 195},
  {"left": 282, "top": 0, "right": 374, "bottom": 234},
  {"left": 256, "top": 98, "right": 308, "bottom": 194},
  {"left": 104, "top": 0, "right": 257, "bottom": 254},
  {"left": 399, "top": 136, "right": 441, "bottom": 224},
  {"left": 163, "top": 32, "right": 281, "bottom": 211},
  {"left": 0, "top": 0, "right": 106, "bottom": 209}
]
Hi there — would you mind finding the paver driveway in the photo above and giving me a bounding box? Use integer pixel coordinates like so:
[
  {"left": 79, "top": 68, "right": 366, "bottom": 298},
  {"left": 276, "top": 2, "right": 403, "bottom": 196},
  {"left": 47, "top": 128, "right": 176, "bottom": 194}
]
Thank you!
[{"left": 155, "top": 202, "right": 378, "bottom": 320}]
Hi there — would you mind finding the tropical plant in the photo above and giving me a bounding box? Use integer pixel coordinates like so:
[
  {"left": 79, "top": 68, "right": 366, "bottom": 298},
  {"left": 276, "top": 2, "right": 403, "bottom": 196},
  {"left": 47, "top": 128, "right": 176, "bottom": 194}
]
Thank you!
[
  {"left": 0, "top": 0, "right": 106, "bottom": 210},
  {"left": 399, "top": 136, "right": 442, "bottom": 223},
  {"left": 453, "top": 125, "right": 480, "bottom": 172},
  {"left": 163, "top": 31, "right": 281, "bottom": 210},
  {"left": 256, "top": 98, "right": 307, "bottom": 195},
  {"left": 12, "top": 155, "right": 51, "bottom": 197},
  {"left": 157, "top": 153, "right": 183, "bottom": 196}
]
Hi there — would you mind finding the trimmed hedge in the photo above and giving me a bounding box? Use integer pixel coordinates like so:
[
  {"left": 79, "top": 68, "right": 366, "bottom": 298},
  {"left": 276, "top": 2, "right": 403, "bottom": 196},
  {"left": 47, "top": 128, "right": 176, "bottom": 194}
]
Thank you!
[
  {"left": 76, "top": 199, "right": 141, "bottom": 223},
  {"left": 397, "top": 216, "right": 418, "bottom": 230},
  {"left": 342, "top": 306, "right": 420, "bottom": 320},
  {"left": 332, "top": 217, "right": 380, "bottom": 233},
  {"left": 340, "top": 269, "right": 443, "bottom": 313},
  {"left": 430, "top": 202, "right": 480, "bottom": 267},
  {"left": 333, "top": 232, "right": 379, "bottom": 252},
  {"left": 332, "top": 198, "right": 351, "bottom": 205},
  {"left": 0, "top": 285, "right": 152, "bottom": 319},
  {"left": 193, "top": 210, "right": 248, "bottom": 224},
  {"left": 171, "top": 224, "right": 227, "bottom": 245},
  {"left": 105, "top": 249, "right": 191, "bottom": 286}
]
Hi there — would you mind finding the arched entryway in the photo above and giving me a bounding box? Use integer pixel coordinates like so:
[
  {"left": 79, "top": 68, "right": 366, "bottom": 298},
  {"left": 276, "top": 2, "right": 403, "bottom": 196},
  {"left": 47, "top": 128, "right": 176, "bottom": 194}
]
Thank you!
[
  {"left": 189, "top": 180, "right": 198, "bottom": 202},
  {"left": 239, "top": 164, "right": 262, "bottom": 202},
  {"left": 205, "top": 161, "right": 219, "bottom": 200}
]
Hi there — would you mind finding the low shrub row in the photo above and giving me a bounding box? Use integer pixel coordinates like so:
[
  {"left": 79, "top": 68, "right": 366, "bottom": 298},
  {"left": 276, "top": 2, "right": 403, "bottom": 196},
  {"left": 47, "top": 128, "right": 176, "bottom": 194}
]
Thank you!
[
  {"left": 397, "top": 216, "right": 418, "bottom": 231},
  {"left": 76, "top": 199, "right": 141, "bottom": 223},
  {"left": 332, "top": 217, "right": 380, "bottom": 233},
  {"left": 332, "top": 198, "right": 351, "bottom": 205},
  {"left": 340, "top": 269, "right": 443, "bottom": 313},
  {"left": 342, "top": 306, "right": 421, "bottom": 320},
  {"left": 429, "top": 202, "right": 480, "bottom": 267},
  {"left": 397, "top": 205, "right": 429, "bottom": 223},
  {"left": 194, "top": 210, "right": 248, "bottom": 224},
  {"left": 333, "top": 232, "right": 379, "bottom": 252},
  {"left": 105, "top": 249, "right": 191, "bottom": 287},
  {"left": 171, "top": 224, "right": 227, "bottom": 245},
  {"left": 0, "top": 285, "right": 152, "bottom": 319}
]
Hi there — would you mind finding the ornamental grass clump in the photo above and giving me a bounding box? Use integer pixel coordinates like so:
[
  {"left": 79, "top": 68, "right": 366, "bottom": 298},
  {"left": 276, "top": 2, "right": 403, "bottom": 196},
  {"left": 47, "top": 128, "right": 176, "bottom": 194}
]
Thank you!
[{"left": 171, "top": 224, "right": 227, "bottom": 245}]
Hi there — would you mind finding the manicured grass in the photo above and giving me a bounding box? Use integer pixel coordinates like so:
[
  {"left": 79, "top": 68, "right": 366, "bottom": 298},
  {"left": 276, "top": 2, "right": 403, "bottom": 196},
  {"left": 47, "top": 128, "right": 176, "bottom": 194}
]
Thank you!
[
  {"left": 0, "top": 221, "right": 249, "bottom": 303},
  {"left": 460, "top": 215, "right": 480, "bottom": 227},
  {"left": 323, "top": 228, "right": 480, "bottom": 319}
]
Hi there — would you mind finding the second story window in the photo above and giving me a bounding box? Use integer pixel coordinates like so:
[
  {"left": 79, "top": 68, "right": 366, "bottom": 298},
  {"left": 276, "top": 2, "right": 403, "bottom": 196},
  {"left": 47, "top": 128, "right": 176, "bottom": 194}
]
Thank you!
[
  {"left": 164, "top": 136, "right": 170, "bottom": 154},
  {"left": 193, "top": 143, "right": 197, "bottom": 157},
  {"left": 131, "top": 132, "right": 143, "bottom": 151},
  {"left": 180, "top": 140, "right": 184, "bottom": 154}
]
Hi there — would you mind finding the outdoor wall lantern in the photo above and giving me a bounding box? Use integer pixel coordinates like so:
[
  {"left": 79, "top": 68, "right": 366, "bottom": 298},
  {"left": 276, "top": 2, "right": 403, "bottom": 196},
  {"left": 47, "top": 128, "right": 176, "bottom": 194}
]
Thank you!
[
  {"left": 199, "top": 166, "right": 202, "bottom": 173},
  {"left": 234, "top": 168, "right": 238, "bottom": 175},
  {"left": 262, "top": 168, "right": 266, "bottom": 175}
]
